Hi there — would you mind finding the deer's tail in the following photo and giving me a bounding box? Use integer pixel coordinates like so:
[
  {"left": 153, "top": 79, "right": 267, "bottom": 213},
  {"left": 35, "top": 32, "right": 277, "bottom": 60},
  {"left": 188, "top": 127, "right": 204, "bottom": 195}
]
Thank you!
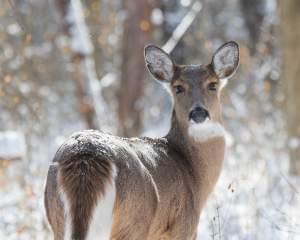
[{"left": 56, "top": 132, "right": 117, "bottom": 240}]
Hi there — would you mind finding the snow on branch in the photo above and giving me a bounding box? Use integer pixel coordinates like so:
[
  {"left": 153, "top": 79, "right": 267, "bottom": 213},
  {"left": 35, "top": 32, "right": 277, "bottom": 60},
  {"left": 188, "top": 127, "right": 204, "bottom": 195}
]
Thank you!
[
  {"left": 162, "top": 1, "right": 202, "bottom": 54},
  {"left": 66, "top": 0, "right": 93, "bottom": 55}
]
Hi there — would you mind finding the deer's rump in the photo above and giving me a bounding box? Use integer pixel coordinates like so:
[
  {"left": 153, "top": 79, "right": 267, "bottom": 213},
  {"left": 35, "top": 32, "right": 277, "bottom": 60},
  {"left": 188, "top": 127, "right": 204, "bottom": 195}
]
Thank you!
[
  {"left": 45, "top": 130, "right": 118, "bottom": 239},
  {"left": 45, "top": 130, "right": 199, "bottom": 240}
]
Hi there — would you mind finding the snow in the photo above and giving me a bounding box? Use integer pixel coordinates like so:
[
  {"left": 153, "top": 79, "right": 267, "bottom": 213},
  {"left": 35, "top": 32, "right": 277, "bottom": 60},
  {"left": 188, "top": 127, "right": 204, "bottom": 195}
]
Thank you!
[
  {"left": 7, "top": 23, "right": 21, "bottom": 35},
  {"left": 151, "top": 8, "right": 164, "bottom": 26},
  {"left": 0, "top": 131, "right": 26, "bottom": 160}
]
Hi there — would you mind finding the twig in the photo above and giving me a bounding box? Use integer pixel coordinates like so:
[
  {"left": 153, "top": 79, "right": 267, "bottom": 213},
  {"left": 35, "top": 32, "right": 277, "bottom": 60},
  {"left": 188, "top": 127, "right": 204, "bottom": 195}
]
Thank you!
[
  {"left": 162, "top": 1, "right": 202, "bottom": 54},
  {"left": 216, "top": 204, "right": 222, "bottom": 240},
  {"left": 279, "top": 171, "right": 300, "bottom": 195}
]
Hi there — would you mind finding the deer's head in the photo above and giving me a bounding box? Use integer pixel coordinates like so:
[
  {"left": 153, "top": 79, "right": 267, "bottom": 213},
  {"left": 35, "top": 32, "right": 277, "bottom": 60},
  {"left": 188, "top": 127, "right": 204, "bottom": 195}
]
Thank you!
[{"left": 145, "top": 42, "right": 239, "bottom": 135}]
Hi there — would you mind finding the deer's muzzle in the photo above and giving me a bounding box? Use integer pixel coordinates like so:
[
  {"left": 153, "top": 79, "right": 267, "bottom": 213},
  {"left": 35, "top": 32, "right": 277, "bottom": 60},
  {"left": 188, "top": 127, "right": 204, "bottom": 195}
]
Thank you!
[{"left": 189, "top": 107, "right": 209, "bottom": 123}]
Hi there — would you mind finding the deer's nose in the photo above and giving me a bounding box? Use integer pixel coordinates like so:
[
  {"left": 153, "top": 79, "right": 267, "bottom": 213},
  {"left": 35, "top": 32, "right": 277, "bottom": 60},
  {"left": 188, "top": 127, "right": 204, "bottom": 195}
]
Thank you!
[{"left": 189, "top": 107, "right": 209, "bottom": 123}]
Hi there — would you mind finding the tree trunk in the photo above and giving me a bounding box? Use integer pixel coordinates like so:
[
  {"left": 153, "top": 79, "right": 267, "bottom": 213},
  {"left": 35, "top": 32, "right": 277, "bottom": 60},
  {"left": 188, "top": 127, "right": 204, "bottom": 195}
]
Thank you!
[
  {"left": 118, "top": 0, "right": 154, "bottom": 137},
  {"left": 280, "top": 0, "right": 300, "bottom": 175},
  {"left": 55, "top": 0, "right": 105, "bottom": 129}
]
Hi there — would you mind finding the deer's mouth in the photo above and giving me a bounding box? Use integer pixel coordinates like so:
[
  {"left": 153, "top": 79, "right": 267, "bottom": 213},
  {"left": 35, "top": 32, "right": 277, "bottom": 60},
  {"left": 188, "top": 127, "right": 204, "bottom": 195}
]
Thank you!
[{"left": 189, "top": 107, "right": 210, "bottom": 124}]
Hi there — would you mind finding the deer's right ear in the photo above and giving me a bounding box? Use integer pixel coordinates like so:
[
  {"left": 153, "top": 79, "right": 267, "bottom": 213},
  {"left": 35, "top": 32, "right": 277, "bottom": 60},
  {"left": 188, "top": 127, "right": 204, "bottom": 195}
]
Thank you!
[
  {"left": 211, "top": 41, "right": 239, "bottom": 80},
  {"left": 144, "top": 45, "right": 174, "bottom": 82}
]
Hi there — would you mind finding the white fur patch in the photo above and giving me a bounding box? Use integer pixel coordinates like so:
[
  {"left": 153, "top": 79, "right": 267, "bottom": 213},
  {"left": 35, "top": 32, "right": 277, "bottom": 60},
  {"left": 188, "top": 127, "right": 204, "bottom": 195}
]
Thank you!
[
  {"left": 86, "top": 164, "right": 117, "bottom": 240},
  {"left": 59, "top": 189, "right": 72, "bottom": 240},
  {"left": 188, "top": 120, "right": 225, "bottom": 142},
  {"left": 60, "top": 164, "right": 117, "bottom": 240}
]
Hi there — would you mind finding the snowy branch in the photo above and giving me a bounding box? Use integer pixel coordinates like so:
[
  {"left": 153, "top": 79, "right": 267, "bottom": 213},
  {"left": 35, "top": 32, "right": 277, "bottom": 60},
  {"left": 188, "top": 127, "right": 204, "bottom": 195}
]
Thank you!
[{"left": 162, "top": 1, "right": 202, "bottom": 54}]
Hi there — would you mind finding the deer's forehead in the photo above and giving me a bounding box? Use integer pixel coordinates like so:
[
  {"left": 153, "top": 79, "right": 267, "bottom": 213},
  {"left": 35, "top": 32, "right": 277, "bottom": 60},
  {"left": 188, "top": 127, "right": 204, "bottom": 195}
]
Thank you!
[{"left": 178, "top": 65, "right": 212, "bottom": 84}]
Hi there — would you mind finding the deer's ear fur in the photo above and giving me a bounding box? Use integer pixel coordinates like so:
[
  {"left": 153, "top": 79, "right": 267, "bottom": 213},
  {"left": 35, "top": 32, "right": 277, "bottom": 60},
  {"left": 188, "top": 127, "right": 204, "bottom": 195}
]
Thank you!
[
  {"left": 144, "top": 45, "right": 174, "bottom": 82},
  {"left": 212, "top": 41, "right": 239, "bottom": 79}
]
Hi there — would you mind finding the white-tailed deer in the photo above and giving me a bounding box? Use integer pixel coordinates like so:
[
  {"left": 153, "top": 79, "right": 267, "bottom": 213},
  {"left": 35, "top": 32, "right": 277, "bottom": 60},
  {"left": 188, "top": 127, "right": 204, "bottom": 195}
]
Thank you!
[{"left": 44, "top": 41, "right": 239, "bottom": 240}]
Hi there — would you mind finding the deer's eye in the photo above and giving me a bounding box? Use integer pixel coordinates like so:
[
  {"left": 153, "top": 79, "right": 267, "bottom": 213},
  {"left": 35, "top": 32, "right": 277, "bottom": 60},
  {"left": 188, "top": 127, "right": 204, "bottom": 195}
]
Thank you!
[
  {"left": 174, "top": 85, "right": 185, "bottom": 94},
  {"left": 208, "top": 82, "right": 218, "bottom": 91}
]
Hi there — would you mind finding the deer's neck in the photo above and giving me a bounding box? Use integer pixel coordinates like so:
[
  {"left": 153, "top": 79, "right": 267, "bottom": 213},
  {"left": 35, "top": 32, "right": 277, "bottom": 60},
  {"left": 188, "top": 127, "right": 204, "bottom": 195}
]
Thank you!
[
  {"left": 166, "top": 111, "right": 190, "bottom": 157},
  {"left": 166, "top": 111, "right": 225, "bottom": 199}
]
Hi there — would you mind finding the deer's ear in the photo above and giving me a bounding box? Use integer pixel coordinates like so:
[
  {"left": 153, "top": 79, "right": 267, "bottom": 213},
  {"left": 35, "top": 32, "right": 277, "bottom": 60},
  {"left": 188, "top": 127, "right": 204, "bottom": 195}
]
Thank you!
[
  {"left": 144, "top": 45, "right": 174, "bottom": 82},
  {"left": 212, "top": 41, "right": 239, "bottom": 79}
]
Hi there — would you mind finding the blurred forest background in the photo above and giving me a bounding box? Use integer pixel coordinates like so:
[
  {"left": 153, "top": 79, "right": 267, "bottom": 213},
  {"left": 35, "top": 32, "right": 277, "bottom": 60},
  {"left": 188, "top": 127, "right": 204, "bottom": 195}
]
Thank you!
[{"left": 0, "top": 0, "right": 300, "bottom": 239}]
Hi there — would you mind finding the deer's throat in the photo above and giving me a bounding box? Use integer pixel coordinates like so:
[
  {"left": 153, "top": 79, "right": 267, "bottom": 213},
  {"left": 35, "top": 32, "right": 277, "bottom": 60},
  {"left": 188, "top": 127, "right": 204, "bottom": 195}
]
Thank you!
[{"left": 167, "top": 111, "right": 226, "bottom": 183}]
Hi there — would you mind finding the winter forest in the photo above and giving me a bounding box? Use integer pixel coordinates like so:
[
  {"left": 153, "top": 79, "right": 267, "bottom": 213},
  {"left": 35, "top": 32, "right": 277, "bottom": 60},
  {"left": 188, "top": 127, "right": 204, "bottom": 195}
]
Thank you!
[{"left": 0, "top": 0, "right": 300, "bottom": 239}]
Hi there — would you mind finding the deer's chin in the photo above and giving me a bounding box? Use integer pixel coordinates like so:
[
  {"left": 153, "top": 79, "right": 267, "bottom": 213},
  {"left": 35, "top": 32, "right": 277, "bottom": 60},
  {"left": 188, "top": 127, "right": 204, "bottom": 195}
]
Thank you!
[{"left": 188, "top": 119, "right": 225, "bottom": 142}]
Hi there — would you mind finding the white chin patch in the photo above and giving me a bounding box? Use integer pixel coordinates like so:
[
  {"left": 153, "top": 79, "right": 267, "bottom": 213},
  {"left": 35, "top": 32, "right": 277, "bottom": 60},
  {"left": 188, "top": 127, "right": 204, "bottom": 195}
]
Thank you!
[{"left": 188, "top": 119, "right": 225, "bottom": 142}]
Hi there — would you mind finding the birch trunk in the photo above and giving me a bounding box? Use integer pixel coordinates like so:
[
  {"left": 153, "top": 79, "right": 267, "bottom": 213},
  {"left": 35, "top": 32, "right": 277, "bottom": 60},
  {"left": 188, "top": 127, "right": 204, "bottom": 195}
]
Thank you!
[{"left": 55, "top": 0, "right": 107, "bottom": 129}]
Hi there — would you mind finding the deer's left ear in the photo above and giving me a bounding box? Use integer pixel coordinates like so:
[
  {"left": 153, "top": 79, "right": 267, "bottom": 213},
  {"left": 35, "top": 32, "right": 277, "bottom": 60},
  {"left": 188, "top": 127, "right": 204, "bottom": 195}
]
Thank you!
[{"left": 211, "top": 41, "right": 239, "bottom": 79}]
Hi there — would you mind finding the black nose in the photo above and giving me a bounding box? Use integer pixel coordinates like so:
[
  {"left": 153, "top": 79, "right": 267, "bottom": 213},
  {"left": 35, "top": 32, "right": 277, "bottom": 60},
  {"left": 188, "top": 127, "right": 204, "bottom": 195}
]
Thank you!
[{"left": 189, "top": 107, "right": 209, "bottom": 123}]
